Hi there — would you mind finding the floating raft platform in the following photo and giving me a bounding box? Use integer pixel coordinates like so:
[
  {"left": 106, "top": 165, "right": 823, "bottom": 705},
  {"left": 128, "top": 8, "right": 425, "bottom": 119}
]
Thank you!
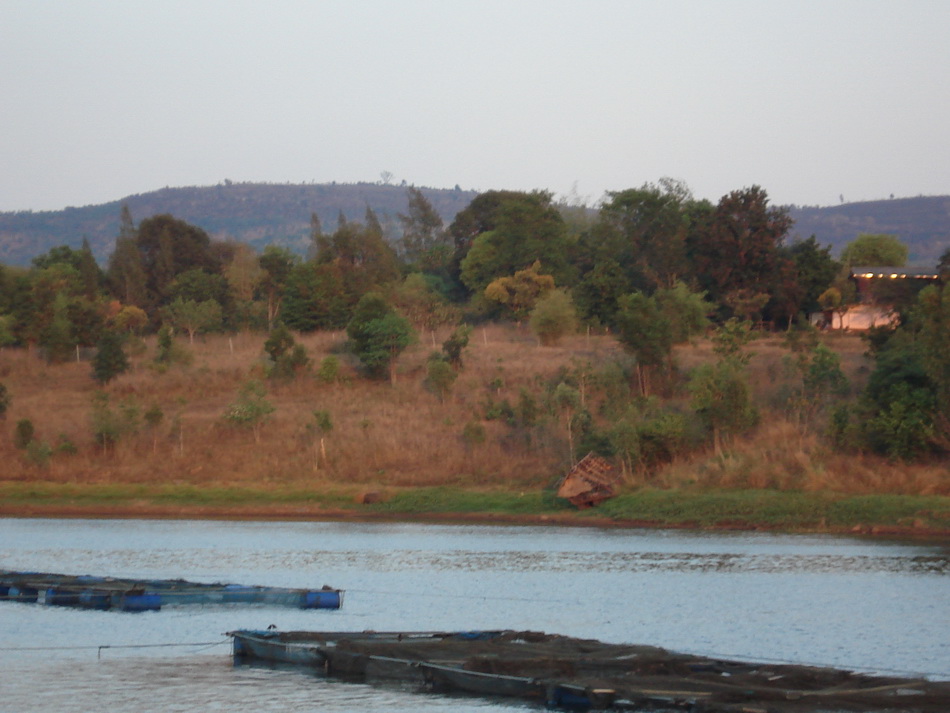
[
  {"left": 228, "top": 629, "right": 950, "bottom": 712},
  {"left": 0, "top": 570, "right": 343, "bottom": 612}
]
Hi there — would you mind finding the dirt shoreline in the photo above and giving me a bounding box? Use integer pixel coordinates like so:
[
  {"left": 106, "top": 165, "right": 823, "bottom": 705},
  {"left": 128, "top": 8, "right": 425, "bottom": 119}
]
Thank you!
[{"left": 2, "top": 503, "right": 948, "bottom": 539}]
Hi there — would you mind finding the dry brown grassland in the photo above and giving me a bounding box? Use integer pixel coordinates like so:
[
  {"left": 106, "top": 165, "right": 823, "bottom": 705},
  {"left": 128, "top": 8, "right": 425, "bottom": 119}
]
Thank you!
[{"left": 0, "top": 326, "right": 947, "bottom": 498}]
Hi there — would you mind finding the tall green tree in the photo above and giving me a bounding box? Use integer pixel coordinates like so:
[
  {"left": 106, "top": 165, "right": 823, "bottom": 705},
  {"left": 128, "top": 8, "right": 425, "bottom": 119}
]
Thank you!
[
  {"left": 39, "top": 292, "right": 76, "bottom": 363},
  {"left": 596, "top": 179, "right": 693, "bottom": 290},
  {"left": 687, "top": 186, "right": 794, "bottom": 307},
  {"left": 281, "top": 262, "right": 350, "bottom": 332},
  {"left": 654, "top": 282, "right": 712, "bottom": 343},
  {"left": 449, "top": 189, "right": 526, "bottom": 261},
  {"left": 91, "top": 330, "right": 130, "bottom": 384},
  {"left": 346, "top": 292, "right": 414, "bottom": 383},
  {"left": 787, "top": 236, "right": 840, "bottom": 315},
  {"left": 572, "top": 257, "right": 628, "bottom": 325},
  {"left": 315, "top": 219, "right": 401, "bottom": 303},
  {"left": 913, "top": 283, "right": 950, "bottom": 440},
  {"left": 615, "top": 292, "right": 673, "bottom": 396},
  {"left": 258, "top": 246, "right": 298, "bottom": 330},
  {"left": 134, "top": 214, "right": 221, "bottom": 309},
  {"left": 163, "top": 298, "right": 222, "bottom": 343},
  {"left": 456, "top": 191, "right": 573, "bottom": 295},
  {"left": 688, "top": 359, "right": 757, "bottom": 455},
  {"left": 306, "top": 212, "right": 324, "bottom": 261},
  {"left": 78, "top": 239, "right": 103, "bottom": 299},
  {"left": 33, "top": 241, "right": 103, "bottom": 299},
  {"left": 224, "top": 243, "right": 263, "bottom": 329},
  {"left": 398, "top": 186, "right": 448, "bottom": 267},
  {"left": 107, "top": 234, "right": 148, "bottom": 308}
]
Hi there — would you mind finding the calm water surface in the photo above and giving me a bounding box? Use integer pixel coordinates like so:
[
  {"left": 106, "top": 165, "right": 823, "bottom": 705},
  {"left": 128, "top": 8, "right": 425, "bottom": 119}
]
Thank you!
[{"left": 0, "top": 519, "right": 947, "bottom": 712}]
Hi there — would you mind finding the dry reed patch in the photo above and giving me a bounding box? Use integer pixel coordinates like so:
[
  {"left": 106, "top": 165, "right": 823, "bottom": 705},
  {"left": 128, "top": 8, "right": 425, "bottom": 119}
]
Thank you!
[
  {"left": 654, "top": 417, "right": 821, "bottom": 491},
  {"left": 652, "top": 414, "right": 949, "bottom": 496},
  {"left": 816, "top": 452, "right": 950, "bottom": 495}
]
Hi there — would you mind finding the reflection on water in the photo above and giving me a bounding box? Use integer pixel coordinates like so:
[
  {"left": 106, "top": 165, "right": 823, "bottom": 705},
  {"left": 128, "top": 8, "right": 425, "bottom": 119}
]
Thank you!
[
  {"left": 0, "top": 519, "right": 947, "bottom": 712},
  {"left": 18, "top": 546, "right": 948, "bottom": 575},
  {"left": 11, "top": 655, "right": 523, "bottom": 713}
]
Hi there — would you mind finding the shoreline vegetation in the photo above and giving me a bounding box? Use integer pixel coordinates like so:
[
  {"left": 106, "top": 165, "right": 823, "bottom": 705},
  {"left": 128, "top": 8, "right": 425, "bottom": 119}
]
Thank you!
[{"left": 2, "top": 327, "right": 947, "bottom": 539}]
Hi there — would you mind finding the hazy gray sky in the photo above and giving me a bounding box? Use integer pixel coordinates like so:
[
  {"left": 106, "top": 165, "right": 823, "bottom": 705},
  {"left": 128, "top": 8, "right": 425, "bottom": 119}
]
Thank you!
[{"left": 2, "top": 0, "right": 948, "bottom": 212}]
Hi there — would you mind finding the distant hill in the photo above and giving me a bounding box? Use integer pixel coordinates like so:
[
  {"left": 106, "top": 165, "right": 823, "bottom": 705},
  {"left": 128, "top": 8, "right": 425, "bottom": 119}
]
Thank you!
[
  {"left": 0, "top": 183, "right": 947, "bottom": 268},
  {"left": 0, "top": 182, "right": 478, "bottom": 267},
  {"left": 787, "top": 196, "right": 950, "bottom": 266}
]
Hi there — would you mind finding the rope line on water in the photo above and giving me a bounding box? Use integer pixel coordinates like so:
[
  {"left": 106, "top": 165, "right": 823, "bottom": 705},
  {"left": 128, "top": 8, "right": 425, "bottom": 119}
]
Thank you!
[
  {"left": 344, "top": 587, "right": 580, "bottom": 604},
  {"left": 2, "top": 639, "right": 231, "bottom": 659},
  {"left": 3, "top": 636, "right": 941, "bottom": 680}
]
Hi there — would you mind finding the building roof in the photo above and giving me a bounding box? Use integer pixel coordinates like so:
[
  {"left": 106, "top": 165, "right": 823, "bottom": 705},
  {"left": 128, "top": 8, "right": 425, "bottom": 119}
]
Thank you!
[{"left": 850, "top": 266, "right": 939, "bottom": 279}]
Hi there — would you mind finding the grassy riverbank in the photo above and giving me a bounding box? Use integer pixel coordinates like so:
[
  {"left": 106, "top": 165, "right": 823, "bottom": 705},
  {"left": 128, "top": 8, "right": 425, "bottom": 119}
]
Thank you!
[
  {"left": 1, "top": 327, "right": 947, "bottom": 537},
  {"left": 2, "top": 482, "right": 947, "bottom": 536}
]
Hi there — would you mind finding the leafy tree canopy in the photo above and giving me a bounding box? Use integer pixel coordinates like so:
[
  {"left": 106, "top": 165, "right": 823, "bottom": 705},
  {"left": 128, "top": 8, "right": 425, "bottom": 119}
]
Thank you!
[
  {"left": 840, "top": 233, "right": 908, "bottom": 267},
  {"left": 457, "top": 191, "right": 572, "bottom": 294},
  {"left": 687, "top": 186, "right": 793, "bottom": 305},
  {"left": 132, "top": 214, "right": 221, "bottom": 310}
]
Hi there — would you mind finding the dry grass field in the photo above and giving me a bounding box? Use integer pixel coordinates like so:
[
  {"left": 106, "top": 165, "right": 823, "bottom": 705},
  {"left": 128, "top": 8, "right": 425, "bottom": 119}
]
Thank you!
[{"left": 0, "top": 325, "right": 947, "bottom": 499}]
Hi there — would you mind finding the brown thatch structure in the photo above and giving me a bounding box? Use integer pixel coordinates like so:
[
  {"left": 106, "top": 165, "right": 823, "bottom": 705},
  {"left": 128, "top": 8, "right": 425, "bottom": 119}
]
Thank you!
[{"left": 556, "top": 453, "right": 617, "bottom": 509}]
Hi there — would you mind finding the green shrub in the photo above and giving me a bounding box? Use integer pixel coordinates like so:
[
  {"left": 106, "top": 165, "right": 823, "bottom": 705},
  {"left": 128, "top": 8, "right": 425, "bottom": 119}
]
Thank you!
[
  {"left": 14, "top": 419, "right": 34, "bottom": 449},
  {"left": 54, "top": 434, "right": 77, "bottom": 455},
  {"left": 317, "top": 355, "right": 340, "bottom": 383},
  {"left": 442, "top": 324, "right": 472, "bottom": 369},
  {"left": 25, "top": 440, "right": 52, "bottom": 467},
  {"left": 529, "top": 289, "right": 577, "bottom": 346},
  {"left": 461, "top": 421, "right": 486, "bottom": 448},
  {"left": 0, "top": 382, "right": 10, "bottom": 419},
  {"left": 426, "top": 353, "right": 457, "bottom": 402}
]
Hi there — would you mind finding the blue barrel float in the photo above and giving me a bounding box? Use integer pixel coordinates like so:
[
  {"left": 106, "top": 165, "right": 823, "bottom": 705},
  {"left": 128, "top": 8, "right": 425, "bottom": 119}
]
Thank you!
[{"left": 302, "top": 589, "right": 343, "bottom": 609}]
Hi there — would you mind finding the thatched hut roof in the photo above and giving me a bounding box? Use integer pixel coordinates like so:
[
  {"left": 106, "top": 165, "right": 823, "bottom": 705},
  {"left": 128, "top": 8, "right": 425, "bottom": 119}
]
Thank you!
[{"left": 556, "top": 453, "right": 617, "bottom": 508}]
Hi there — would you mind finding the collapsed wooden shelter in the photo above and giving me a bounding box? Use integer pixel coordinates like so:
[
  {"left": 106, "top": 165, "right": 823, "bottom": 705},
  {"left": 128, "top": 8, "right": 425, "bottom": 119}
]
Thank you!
[{"left": 556, "top": 452, "right": 619, "bottom": 508}]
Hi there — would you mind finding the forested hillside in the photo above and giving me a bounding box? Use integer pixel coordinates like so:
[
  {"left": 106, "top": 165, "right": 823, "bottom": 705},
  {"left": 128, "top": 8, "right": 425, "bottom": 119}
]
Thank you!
[
  {"left": 788, "top": 196, "right": 950, "bottom": 265},
  {"left": 0, "top": 182, "right": 478, "bottom": 266},
  {"left": 0, "top": 182, "right": 947, "bottom": 267}
]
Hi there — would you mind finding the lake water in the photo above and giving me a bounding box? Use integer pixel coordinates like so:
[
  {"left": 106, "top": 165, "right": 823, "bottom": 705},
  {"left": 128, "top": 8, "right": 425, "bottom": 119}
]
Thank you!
[{"left": 0, "top": 518, "right": 947, "bottom": 712}]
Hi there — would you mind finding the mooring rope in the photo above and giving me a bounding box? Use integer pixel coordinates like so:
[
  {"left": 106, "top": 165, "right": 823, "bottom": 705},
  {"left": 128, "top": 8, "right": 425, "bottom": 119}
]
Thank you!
[
  {"left": 344, "top": 587, "right": 580, "bottom": 604},
  {"left": 1, "top": 639, "right": 230, "bottom": 659}
]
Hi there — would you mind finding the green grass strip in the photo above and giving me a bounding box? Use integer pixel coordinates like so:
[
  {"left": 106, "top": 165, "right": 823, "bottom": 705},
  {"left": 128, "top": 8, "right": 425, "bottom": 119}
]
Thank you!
[{"left": 1, "top": 482, "right": 947, "bottom": 532}]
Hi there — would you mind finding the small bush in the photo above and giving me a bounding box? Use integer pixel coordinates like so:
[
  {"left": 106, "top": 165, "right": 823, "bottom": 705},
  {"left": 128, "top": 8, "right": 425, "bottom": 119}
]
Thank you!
[
  {"left": 0, "top": 382, "right": 10, "bottom": 419},
  {"left": 14, "top": 419, "right": 34, "bottom": 449},
  {"left": 317, "top": 355, "right": 340, "bottom": 383},
  {"left": 425, "top": 353, "right": 457, "bottom": 402},
  {"left": 25, "top": 440, "right": 52, "bottom": 467},
  {"left": 223, "top": 381, "right": 275, "bottom": 443},
  {"left": 461, "top": 421, "right": 486, "bottom": 448},
  {"left": 442, "top": 325, "right": 472, "bottom": 369},
  {"left": 54, "top": 434, "right": 78, "bottom": 455}
]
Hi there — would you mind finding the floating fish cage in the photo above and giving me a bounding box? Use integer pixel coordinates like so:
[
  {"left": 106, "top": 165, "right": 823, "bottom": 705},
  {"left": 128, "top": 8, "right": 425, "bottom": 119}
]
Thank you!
[
  {"left": 0, "top": 570, "right": 343, "bottom": 612},
  {"left": 228, "top": 628, "right": 950, "bottom": 712}
]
